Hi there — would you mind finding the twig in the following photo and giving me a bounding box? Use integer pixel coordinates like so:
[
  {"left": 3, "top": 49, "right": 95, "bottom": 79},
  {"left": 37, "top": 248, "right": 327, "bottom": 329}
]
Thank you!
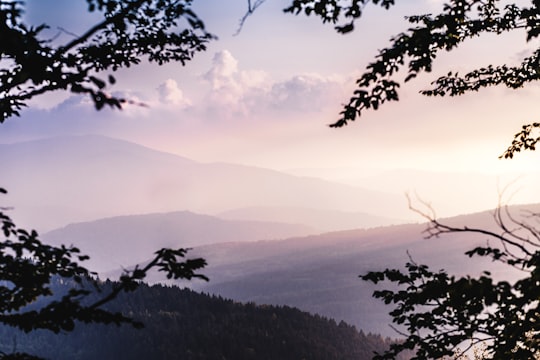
[{"left": 234, "top": 0, "right": 266, "bottom": 35}]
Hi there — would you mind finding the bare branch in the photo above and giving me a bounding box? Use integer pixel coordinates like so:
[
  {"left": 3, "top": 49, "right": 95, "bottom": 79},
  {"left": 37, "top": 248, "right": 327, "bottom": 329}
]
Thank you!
[
  {"left": 407, "top": 192, "right": 534, "bottom": 257},
  {"left": 235, "top": 0, "right": 266, "bottom": 35}
]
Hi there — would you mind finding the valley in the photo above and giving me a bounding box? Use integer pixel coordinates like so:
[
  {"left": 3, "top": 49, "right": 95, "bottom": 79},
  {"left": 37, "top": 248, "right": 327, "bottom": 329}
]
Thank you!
[{"left": 3, "top": 135, "right": 539, "bottom": 351}]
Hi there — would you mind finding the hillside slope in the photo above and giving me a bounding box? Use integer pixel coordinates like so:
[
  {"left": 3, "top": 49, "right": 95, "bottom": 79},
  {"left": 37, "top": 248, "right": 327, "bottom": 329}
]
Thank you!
[
  {"left": 0, "top": 282, "right": 412, "bottom": 360},
  {"left": 43, "top": 211, "right": 316, "bottom": 272},
  {"left": 184, "top": 204, "right": 540, "bottom": 336},
  {"left": 217, "top": 206, "right": 403, "bottom": 232}
]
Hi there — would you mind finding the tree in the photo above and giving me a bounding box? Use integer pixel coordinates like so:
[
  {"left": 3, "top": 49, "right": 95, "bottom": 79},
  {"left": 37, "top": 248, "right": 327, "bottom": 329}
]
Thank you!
[
  {"left": 284, "top": 0, "right": 540, "bottom": 158},
  {"left": 4, "top": 1, "right": 540, "bottom": 359},
  {"left": 0, "top": 1, "right": 213, "bottom": 358},
  {"left": 0, "top": 0, "right": 213, "bottom": 121},
  {"left": 3, "top": 0, "right": 539, "bottom": 157},
  {"left": 283, "top": 1, "right": 540, "bottom": 358},
  {"left": 359, "top": 197, "right": 540, "bottom": 359},
  {"left": 0, "top": 187, "right": 207, "bottom": 359}
]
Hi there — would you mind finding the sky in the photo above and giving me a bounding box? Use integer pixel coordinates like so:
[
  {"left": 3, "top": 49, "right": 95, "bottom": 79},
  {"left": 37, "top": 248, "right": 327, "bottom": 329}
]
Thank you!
[{"left": 2, "top": 0, "right": 540, "bottom": 193}]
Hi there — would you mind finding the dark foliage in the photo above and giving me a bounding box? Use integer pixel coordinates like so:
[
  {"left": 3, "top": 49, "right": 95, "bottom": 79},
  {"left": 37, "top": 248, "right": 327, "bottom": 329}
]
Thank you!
[
  {"left": 0, "top": 2, "right": 213, "bottom": 358},
  {"left": 0, "top": 0, "right": 213, "bottom": 121},
  {"left": 0, "top": 188, "right": 207, "bottom": 360},
  {"left": 361, "top": 199, "right": 540, "bottom": 359},
  {"left": 0, "top": 281, "right": 411, "bottom": 360},
  {"left": 283, "top": 1, "right": 540, "bottom": 357},
  {"left": 285, "top": 0, "right": 540, "bottom": 158}
]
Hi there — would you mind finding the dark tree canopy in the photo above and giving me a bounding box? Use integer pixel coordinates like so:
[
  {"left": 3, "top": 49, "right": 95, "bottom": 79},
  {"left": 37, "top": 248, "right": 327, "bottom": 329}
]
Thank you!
[
  {"left": 361, "top": 200, "right": 540, "bottom": 360},
  {"left": 0, "top": 282, "right": 410, "bottom": 360},
  {"left": 285, "top": 0, "right": 540, "bottom": 158}
]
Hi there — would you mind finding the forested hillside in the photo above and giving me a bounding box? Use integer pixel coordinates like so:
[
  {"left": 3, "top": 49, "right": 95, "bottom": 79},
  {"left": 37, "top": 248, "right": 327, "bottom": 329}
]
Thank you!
[{"left": 0, "top": 282, "right": 410, "bottom": 360}]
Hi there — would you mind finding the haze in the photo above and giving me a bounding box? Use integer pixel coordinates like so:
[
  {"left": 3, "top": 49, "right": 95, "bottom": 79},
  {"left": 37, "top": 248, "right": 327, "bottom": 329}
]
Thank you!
[{"left": 2, "top": 0, "right": 540, "bottom": 237}]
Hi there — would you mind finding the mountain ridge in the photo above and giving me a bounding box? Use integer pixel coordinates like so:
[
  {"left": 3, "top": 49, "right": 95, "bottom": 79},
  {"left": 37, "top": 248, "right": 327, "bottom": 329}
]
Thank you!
[
  {"left": 183, "top": 202, "right": 540, "bottom": 336},
  {"left": 1, "top": 134, "right": 413, "bottom": 231},
  {"left": 43, "top": 209, "right": 317, "bottom": 272},
  {"left": 216, "top": 205, "right": 405, "bottom": 232},
  {"left": 0, "top": 281, "right": 412, "bottom": 360}
]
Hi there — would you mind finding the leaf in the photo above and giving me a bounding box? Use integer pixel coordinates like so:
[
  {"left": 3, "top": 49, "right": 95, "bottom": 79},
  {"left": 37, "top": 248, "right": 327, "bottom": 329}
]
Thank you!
[
  {"left": 335, "top": 23, "right": 354, "bottom": 34},
  {"left": 89, "top": 76, "right": 106, "bottom": 89}
]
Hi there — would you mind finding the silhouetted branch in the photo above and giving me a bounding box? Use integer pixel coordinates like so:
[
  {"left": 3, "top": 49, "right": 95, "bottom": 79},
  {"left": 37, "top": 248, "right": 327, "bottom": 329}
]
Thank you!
[
  {"left": 235, "top": 0, "right": 266, "bottom": 35},
  {"left": 407, "top": 192, "right": 534, "bottom": 258}
]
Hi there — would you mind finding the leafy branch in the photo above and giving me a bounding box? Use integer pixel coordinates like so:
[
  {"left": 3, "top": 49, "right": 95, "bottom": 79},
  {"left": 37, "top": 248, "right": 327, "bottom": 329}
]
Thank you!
[
  {"left": 0, "top": 188, "right": 207, "bottom": 359},
  {"left": 0, "top": 0, "right": 214, "bottom": 121},
  {"left": 285, "top": 0, "right": 540, "bottom": 158},
  {"left": 362, "top": 195, "right": 540, "bottom": 359}
]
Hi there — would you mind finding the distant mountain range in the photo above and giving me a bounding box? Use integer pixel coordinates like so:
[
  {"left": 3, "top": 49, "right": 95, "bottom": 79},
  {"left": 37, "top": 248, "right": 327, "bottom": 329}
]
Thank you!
[
  {"left": 42, "top": 210, "right": 317, "bottom": 272},
  {"left": 39, "top": 192, "right": 540, "bottom": 337},
  {"left": 6, "top": 134, "right": 537, "bottom": 340},
  {"left": 182, "top": 204, "right": 539, "bottom": 336},
  {"left": 0, "top": 135, "right": 412, "bottom": 232},
  {"left": 286, "top": 167, "right": 540, "bottom": 218},
  {"left": 82, "top": 203, "right": 539, "bottom": 336},
  {"left": 216, "top": 206, "right": 402, "bottom": 232}
]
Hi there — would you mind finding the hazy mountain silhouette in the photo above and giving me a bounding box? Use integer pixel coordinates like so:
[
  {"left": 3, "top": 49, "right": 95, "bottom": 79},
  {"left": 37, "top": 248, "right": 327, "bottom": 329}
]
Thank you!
[
  {"left": 179, "top": 204, "right": 539, "bottom": 336},
  {"left": 1, "top": 135, "right": 413, "bottom": 232},
  {"left": 217, "top": 206, "right": 405, "bottom": 232},
  {"left": 43, "top": 211, "right": 317, "bottom": 272},
  {"left": 46, "top": 201, "right": 538, "bottom": 336}
]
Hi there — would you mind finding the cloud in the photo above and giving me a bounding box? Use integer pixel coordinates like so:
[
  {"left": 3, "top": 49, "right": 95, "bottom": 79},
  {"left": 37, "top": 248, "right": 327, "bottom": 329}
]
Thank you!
[
  {"left": 204, "top": 50, "right": 239, "bottom": 90},
  {"left": 201, "top": 50, "right": 268, "bottom": 117},
  {"left": 2, "top": 49, "right": 354, "bottom": 144},
  {"left": 269, "top": 74, "right": 349, "bottom": 113},
  {"left": 157, "top": 79, "right": 192, "bottom": 107},
  {"left": 21, "top": 50, "right": 350, "bottom": 126},
  {"left": 199, "top": 50, "right": 350, "bottom": 120}
]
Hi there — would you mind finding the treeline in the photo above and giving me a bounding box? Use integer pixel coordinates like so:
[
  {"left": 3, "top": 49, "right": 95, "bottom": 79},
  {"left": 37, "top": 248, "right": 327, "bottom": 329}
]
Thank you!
[{"left": 0, "top": 281, "right": 410, "bottom": 359}]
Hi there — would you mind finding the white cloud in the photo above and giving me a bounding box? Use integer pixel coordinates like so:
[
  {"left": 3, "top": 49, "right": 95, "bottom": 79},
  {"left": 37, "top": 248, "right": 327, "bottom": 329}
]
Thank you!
[
  {"left": 199, "top": 50, "right": 350, "bottom": 119},
  {"left": 269, "top": 74, "right": 350, "bottom": 113},
  {"left": 157, "top": 79, "right": 192, "bottom": 107},
  {"left": 201, "top": 50, "right": 267, "bottom": 116},
  {"left": 204, "top": 50, "right": 240, "bottom": 90}
]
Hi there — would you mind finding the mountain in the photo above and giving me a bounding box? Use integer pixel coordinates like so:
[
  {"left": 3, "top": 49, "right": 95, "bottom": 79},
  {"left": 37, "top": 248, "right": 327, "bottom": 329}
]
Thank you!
[
  {"left": 0, "top": 281, "right": 412, "bottom": 360},
  {"left": 44, "top": 201, "right": 538, "bottom": 337},
  {"left": 0, "top": 135, "right": 413, "bottom": 232},
  {"left": 176, "top": 204, "right": 540, "bottom": 337},
  {"left": 42, "top": 211, "right": 317, "bottom": 272},
  {"left": 216, "top": 206, "right": 406, "bottom": 232}
]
